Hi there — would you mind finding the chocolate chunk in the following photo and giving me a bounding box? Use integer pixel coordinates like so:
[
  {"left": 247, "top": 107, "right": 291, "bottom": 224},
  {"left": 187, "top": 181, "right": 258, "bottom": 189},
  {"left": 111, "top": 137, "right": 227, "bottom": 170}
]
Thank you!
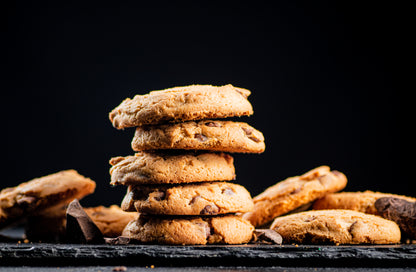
[
  {"left": 221, "top": 187, "right": 235, "bottom": 195},
  {"left": 152, "top": 191, "right": 166, "bottom": 201},
  {"left": 205, "top": 122, "right": 221, "bottom": 127},
  {"left": 241, "top": 127, "right": 253, "bottom": 135},
  {"left": 66, "top": 199, "right": 104, "bottom": 244},
  {"left": 105, "top": 236, "right": 137, "bottom": 245},
  {"left": 194, "top": 133, "right": 208, "bottom": 142},
  {"left": 189, "top": 195, "right": 201, "bottom": 205},
  {"left": 252, "top": 229, "right": 283, "bottom": 244},
  {"left": 200, "top": 204, "right": 219, "bottom": 215},
  {"left": 375, "top": 197, "right": 416, "bottom": 239}
]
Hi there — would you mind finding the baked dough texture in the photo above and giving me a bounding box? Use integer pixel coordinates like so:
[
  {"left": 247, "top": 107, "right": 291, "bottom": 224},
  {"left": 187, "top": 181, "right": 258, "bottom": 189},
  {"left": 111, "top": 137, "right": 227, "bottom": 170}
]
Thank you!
[
  {"left": 110, "top": 151, "right": 235, "bottom": 185},
  {"left": 243, "top": 166, "right": 347, "bottom": 227},
  {"left": 270, "top": 209, "right": 401, "bottom": 244},
  {"left": 131, "top": 120, "right": 265, "bottom": 153},
  {"left": 121, "top": 182, "right": 253, "bottom": 215},
  {"left": 122, "top": 214, "right": 254, "bottom": 245},
  {"left": 0, "top": 170, "right": 96, "bottom": 229},
  {"left": 84, "top": 205, "right": 138, "bottom": 238},
  {"left": 109, "top": 84, "right": 253, "bottom": 129},
  {"left": 313, "top": 191, "right": 416, "bottom": 215}
]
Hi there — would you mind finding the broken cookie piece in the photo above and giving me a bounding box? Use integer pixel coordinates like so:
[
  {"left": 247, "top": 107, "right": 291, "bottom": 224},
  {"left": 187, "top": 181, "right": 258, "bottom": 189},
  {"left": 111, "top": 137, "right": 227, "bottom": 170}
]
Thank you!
[{"left": 0, "top": 170, "right": 96, "bottom": 230}]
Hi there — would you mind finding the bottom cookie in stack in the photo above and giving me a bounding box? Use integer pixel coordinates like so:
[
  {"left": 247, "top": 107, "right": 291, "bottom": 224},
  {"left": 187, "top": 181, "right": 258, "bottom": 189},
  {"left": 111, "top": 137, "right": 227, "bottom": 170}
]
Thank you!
[
  {"left": 120, "top": 182, "right": 255, "bottom": 245},
  {"left": 123, "top": 214, "right": 254, "bottom": 245}
]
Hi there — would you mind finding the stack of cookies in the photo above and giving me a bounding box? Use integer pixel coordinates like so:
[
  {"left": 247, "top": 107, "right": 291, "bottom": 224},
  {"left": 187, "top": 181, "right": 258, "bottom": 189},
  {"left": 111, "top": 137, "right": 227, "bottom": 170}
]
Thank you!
[{"left": 108, "top": 84, "right": 265, "bottom": 245}]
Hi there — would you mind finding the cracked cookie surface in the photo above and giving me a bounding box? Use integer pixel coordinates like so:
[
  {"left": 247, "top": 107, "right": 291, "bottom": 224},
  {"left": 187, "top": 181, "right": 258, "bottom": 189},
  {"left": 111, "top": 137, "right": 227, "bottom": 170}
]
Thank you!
[
  {"left": 121, "top": 182, "right": 253, "bottom": 215},
  {"left": 0, "top": 170, "right": 96, "bottom": 229},
  {"left": 109, "top": 84, "right": 253, "bottom": 129},
  {"left": 243, "top": 166, "right": 347, "bottom": 227},
  {"left": 110, "top": 151, "right": 235, "bottom": 185},
  {"left": 270, "top": 209, "right": 401, "bottom": 244},
  {"left": 122, "top": 214, "right": 254, "bottom": 245},
  {"left": 313, "top": 191, "right": 416, "bottom": 215},
  {"left": 131, "top": 120, "right": 265, "bottom": 153}
]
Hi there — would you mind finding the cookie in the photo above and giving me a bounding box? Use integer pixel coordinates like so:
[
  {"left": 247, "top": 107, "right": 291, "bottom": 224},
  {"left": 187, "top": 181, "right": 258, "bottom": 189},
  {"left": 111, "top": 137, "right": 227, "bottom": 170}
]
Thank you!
[
  {"left": 131, "top": 120, "right": 265, "bottom": 153},
  {"left": 270, "top": 209, "right": 401, "bottom": 244},
  {"left": 243, "top": 166, "right": 347, "bottom": 227},
  {"left": 84, "top": 205, "right": 138, "bottom": 238},
  {"left": 109, "top": 84, "right": 253, "bottom": 129},
  {"left": 375, "top": 197, "right": 416, "bottom": 239},
  {"left": 110, "top": 151, "right": 235, "bottom": 185},
  {"left": 313, "top": 191, "right": 416, "bottom": 215},
  {"left": 0, "top": 170, "right": 96, "bottom": 229},
  {"left": 121, "top": 182, "right": 253, "bottom": 215},
  {"left": 122, "top": 214, "right": 254, "bottom": 245}
]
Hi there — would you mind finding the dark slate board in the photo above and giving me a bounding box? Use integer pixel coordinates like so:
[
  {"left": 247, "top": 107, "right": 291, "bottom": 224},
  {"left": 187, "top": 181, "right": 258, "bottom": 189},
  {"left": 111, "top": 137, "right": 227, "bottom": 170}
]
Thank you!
[{"left": 1, "top": 243, "right": 415, "bottom": 267}]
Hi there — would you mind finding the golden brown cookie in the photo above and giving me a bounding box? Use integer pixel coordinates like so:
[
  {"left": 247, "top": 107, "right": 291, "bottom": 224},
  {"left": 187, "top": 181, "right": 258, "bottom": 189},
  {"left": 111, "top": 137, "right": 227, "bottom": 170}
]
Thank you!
[
  {"left": 110, "top": 151, "right": 235, "bottom": 185},
  {"left": 243, "top": 166, "right": 347, "bottom": 227},
  {"left": 0, "top": 170, "right": 96, "bottom": 229},
  {"left": 131, "top": 120, "right": 265, "bottom": 153},
  {"left": 313, "top": 191, "right": 416, "bottom": 215},
  {"left": 270, "top": 209, "right": 401, "bottom": 244},
  {"left": 109, "top": 84, "right": 253, "bottom": 129},
  {"left": 122, "top": 214, "right": 254, "bottom": 245},
  {"left": 121, "top": 182, "right": 253, "bottom": 215},
  {"left": 84, "top": 205, "right": 138, "bottom": 238}
]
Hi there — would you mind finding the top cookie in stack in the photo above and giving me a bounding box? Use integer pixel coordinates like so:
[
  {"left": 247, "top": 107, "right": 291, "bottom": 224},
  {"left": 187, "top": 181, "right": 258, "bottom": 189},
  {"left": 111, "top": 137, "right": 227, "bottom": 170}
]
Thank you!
[{"left": 108, "top": 84, "right": 265, "bottom": 245}]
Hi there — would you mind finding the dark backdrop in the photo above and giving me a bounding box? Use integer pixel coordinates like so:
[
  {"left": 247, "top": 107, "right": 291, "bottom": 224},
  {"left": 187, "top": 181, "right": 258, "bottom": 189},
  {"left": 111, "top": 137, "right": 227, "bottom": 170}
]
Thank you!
[{"left": 3, "top": 2, "right": 412, "bottom": 206}]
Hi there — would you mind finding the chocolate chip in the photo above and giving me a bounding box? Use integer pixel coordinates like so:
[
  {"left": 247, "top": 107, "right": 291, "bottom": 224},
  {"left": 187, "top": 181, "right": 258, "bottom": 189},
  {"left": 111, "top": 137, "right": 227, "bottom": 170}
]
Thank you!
[
  {"left": 242, "top": 128, "right": 261, "bottom": 142},
  {"left": 152, "top": 191, "right": 166, "bottom": 201},
  {"left": 221, "top": 187, "right": 235, "bottom": 195},
  {"left": 253, "top": 229, "right": 283, "bottom": 244},
  {"left": 290, "top": 187, "right": 302, "bottom": 195},
  {"left": 241, "top": 127, "right": 253, "bottom": 135},
  {"left": 194, "top": 133, "right": 208, "bottom": 142},
  {"left": 375, "top": 197, "right": 416, "bottom": 239},
  {"left": 189, "top": 195, "right": 201, "bottom": 205},
  {"left": 200, "top": 204, "right": 219, "bottom": 215},
  {"left": 304, "top": 216, "right": 316, "bottom": 222},
  {"left": 248, "top": 136, "right": 261, "bottom": 143},
  {"left": 205, "top": 122, "right": 221, "bottom": 127}
]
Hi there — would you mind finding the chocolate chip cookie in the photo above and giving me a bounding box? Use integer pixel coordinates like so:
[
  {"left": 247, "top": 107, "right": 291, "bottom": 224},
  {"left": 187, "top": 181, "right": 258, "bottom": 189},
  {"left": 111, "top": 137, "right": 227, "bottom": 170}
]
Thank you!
[
  {"left": 122, "top": 214, "right": 254, "bottom": 245},
  {"left": 131, "top": 120, "right": 265, "bottom": 153},
  {"left": 313, "top": 191, "right": 416, "bottom": 215},
  {"left": 243, "top": 166, "right": 347, "bottom": 227},
  {"left": 0, "top": 170, "right": 96, "bottom": 229},
  {"left": 110, "top": 151, "right": 235, "bottom": 185},
  {"left": 84, "top": 205, "right": 138, "bottom": 238},
  {"left": 121, "top": 182, "right": 253, "bottom": 215},
  {"left": 109, "top": 84, "right": 253, "bottom": 129},
  {"left": 270, "top": 209, "right": 401, "bottom": 244}
]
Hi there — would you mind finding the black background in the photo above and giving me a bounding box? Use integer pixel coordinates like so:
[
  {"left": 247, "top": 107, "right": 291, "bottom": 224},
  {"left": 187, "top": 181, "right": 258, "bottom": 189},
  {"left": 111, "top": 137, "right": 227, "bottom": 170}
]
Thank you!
[{"left": 3, "top": 2, "right": 413, "bottom": 206}]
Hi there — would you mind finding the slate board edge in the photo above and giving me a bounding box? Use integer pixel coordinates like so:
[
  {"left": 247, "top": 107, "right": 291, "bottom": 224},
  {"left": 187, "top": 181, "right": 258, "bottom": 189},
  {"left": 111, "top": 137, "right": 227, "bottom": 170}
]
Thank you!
[{"left": 0, "top": 243, "right": 415, "bottom": 267}]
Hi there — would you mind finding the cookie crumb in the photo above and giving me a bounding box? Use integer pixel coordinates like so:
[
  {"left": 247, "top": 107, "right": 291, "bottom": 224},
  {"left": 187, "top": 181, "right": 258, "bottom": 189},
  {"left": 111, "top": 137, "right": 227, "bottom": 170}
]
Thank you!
[
  {"left": 23, "top": 239, "right": 29, "bottom": 243},
  {"left": 113, "top": 266, "right": 127, "bottom": 271},
  {"left": 150, "top": 265, "right": 155, "bottom": 269}
]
